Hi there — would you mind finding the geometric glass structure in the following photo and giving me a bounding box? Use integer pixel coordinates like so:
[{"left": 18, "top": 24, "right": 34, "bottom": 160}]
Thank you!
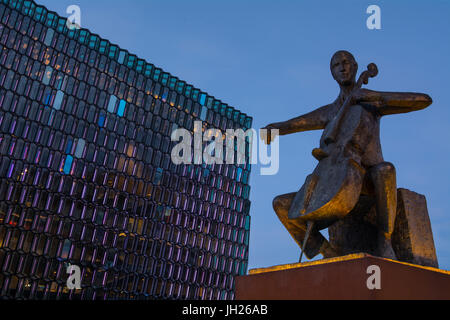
[{"left": 0, "top": 0, "right": 252, "bottom": 300}]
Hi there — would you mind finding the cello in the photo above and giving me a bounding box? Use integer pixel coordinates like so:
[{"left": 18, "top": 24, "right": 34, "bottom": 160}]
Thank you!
[{"left": 286, "top": 63, "right": 379, "bottom": 261}]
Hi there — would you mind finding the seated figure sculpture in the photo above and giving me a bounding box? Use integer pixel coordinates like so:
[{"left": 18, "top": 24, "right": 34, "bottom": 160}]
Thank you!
[{"left": 261, "top": 50, "right": 434, "bottom": 264}]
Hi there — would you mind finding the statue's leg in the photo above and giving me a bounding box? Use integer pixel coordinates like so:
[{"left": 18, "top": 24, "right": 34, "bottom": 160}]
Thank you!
[
  {"left": 370, "top": 162, "right": 397, "bottom": 259},
  {"left": 273, "top": 192, "right": 339, "bottom": 259}
]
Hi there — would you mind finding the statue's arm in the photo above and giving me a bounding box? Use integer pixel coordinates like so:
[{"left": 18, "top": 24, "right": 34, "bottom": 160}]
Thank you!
[
  {"left": 263, "top": 104, "right": 331, "bottom": 135},
  {"left": 356, "top": 88, "right": 432, "bottom": 116}
]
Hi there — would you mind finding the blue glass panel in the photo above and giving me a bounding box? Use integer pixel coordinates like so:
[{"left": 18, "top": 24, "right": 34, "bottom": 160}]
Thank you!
[
  {"left": 118, "top": 50, "right": 126, "bottom": 64},
  {"left": 200, "top": 106, "right": 207, "bottom": 121},
  {"left": 42, "top": 66, "right": 52, "bottom": 85},
  {"left": 117, "top": 100, "right": 126, "bottom": 117},
  {"left": 107, "top": 95, "right": 117, "bottom": 113},
  {"left": 65, "top": 138, "right": 73, "bottom": 154},
  {"left": 47, "top": 109, "right": 55, "bottom": 125},
  {"left": 161, "top": 88, "right": 168, "bottom": 102},
  {"left": 44, "top": 28, "right": 54, "bottom": 46},
  {"left": 153, "top": 167, "right": 163, "bottom": 185},
  {"left": 98, "top": 113, "right": 105, "bottom": 127},
  {"left": 243, "top": 185, "right": 249, "bottom": 199},
  {"left": 60, "top": 239, "right": 71, "bottom": 259},
  {"left": 199, "top": 93, "right": 206, "bottom": 106},
  {"left": 44, "top": 92, "right": 52, "bottom": 106},
  {"left": 53, "top": 90, "right": 64, "bottom": 110},
  {"left": 242, "top": 170, "right": 248, "bottom": 184},
  {"left": 236, "top": 168, "right": 242, "bottom": 182},
  {"left": 74, "top": 138, "right": 85, "bottom": 158},
  {"left": 239, "top": 262, "right": 246, "bottom": 276},
  {"left": 55, "top": 74, "right": 64, "bottom": 90},
  {"left": 63, "top": 155, "right": 73, "bottom": 174},
  {"left": 244, "top": 116, "right": 252, "bottom": 129}
]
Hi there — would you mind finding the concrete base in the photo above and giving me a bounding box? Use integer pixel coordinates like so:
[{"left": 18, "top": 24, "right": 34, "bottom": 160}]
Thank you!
[
  {"left": 328, "top": 188, "right": 438, "bottom": 268},
  {"left": 235, "top": 254, "right": 450, "bottom": 300}
]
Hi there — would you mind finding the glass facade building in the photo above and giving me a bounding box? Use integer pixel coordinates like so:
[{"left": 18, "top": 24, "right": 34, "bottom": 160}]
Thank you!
[{"left": 0, "top": 0, "right": 252, "bottom": 300}]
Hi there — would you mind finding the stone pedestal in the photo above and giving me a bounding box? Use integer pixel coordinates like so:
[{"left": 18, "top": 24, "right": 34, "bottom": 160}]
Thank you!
[
  {"left": 235, "top": 254, "right": 450, "bottom": 300},
  {"left": 328, "top": 188, "right": 438, "bottom": 268}
]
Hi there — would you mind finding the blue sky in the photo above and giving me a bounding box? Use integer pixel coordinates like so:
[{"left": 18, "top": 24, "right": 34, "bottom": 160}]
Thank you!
[{"left": 39, "top": 0, "right": 450, "bottom": 270}]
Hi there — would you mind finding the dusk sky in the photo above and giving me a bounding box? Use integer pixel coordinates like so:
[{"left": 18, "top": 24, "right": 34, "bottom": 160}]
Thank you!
[{"left": 39, "top": 0, "right": 450, "bottom": 270}]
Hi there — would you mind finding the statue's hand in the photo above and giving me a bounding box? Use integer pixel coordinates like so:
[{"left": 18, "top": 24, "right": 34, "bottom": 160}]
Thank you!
[{"left": 260, "top": 123, "right": 279, "bottom": 145}]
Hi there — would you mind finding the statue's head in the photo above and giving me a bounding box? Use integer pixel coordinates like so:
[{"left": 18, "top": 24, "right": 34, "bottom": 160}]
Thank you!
[{"left": 330, "top": 50, "right": 358, "bottom": 86}]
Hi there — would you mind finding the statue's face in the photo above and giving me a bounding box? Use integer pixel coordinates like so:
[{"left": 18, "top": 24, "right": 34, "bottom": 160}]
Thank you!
[{"left": 330, "top": 52, "right": 357, "bottom": 86}]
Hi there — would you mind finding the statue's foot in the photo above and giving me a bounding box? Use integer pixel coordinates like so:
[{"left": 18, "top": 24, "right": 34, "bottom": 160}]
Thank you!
[
  {"left": 312, "top": 148, "right": 329, "bottom": 161},
  {"left": 378, "top": 237, "right": 397, "bottom": 260}
]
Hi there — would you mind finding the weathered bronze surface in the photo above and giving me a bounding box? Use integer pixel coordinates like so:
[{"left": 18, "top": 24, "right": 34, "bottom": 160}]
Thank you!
[{"left": 262, "top": 50, "right": 436, "bottom": 266}]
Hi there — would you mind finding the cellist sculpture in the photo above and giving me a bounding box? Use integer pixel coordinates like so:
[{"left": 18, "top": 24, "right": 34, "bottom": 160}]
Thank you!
[{"left": 261, "top": 50, "right": 434, "bottom": 263}]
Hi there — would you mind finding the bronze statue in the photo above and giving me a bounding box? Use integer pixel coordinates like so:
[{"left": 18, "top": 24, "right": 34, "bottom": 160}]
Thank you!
[{"left": 261, "top": 50, "right": 434, "bottom": 263}]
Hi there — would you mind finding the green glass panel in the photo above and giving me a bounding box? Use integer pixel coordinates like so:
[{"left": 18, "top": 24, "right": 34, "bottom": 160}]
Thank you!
[
  {"left": 127, "top": 55, "right": 136, "bottom": 68},
  {"left": 34, "top": 6, "right": 46, "bottom": 22},
  {"left": 99, "top": 40, "right": 108, "bottom": 54},
  {"left": 56, "top": 18, "right": 66, "bottom": 33},
  {"left": 161, "top": 73, "right": 169, "bottom": 86},
  {"left": 78, "top": 30, "right": 88, "bottom": 44},
  {"left": 192, "top": 89, "right": 199, "bottom": 102},
  {"left": 153, "top": 69, "right": 161, "bottom": 82},
  {"left": 23, "top": 1, "right": 35, "bottom": 16},
  {"left": 144, "top": 64, "right": 153, "bottom": 77},
  {"left": 233, "top": 110, "right": 240, "bottom": 123},
  {"left": 46, "top": 12, "right": 56, "bottom": 27},
  {"left": 169, "top": 77, "right": 177, "bottom": 90},
  {"left": 212, "top": 101, "right": 220, "bottom": 113},
  {"left": 184, "top": 85, "right": 192, "bottom": 98},
  {"left": 245, "top": 116, "right": 252, "bottom": 129},
  {"left": 239, "top": 114, "right": 246, "bottom": 126},
  {"left": 176, "top": 81, "right": 185, "bottom": 94},
  {"left": 244, "top": 216, "right": 250, "bottom": 231},
  {"left": 9, "top": 0, "right": 19, "bottom": 9},
  {"left": 109, "top": 45, "right": 118, "bottom": 59},
  {"left": 136, "top": 60, "right": 145, "bottom": 72},
  {"left": 206, "top": 97, "right": 213, "bottom": 108},
  {"left": 88, "top": 35, "right": 99, "bottom": 49}
]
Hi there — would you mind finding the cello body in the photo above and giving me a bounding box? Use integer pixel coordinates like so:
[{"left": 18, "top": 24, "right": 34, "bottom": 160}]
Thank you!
[{"left": 288, "top": 103, "right": 379, "bottom": 230}]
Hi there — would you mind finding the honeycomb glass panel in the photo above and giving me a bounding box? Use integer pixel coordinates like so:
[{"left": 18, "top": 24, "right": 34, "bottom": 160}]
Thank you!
[{"left": 0, "top": 0, "right": 252, "bottom": 301}]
